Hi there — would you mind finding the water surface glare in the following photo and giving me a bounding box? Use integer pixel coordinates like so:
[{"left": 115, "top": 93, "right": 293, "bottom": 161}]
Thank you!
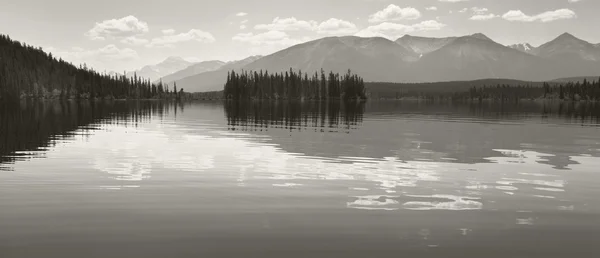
[{"left": 1, "top": 100, "right": 600, "bottom": 257}]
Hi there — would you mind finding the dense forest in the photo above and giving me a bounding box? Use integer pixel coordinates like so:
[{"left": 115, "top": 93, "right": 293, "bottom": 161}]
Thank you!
[
  {"left": 0, "top": 34, "right": 183, "bottom": 102},
  {"left": 464, "top": 80, "right": 600, "bottom": 102},
  {"left": 368, "top": 79, "right": 600, "bottom": 101},
  {"left": 224, "top": 69, "right": 367, "bottom": 101}
]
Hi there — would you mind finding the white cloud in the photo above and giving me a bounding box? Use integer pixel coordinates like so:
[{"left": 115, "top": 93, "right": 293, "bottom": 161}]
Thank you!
[
  {"left": 120, "top": 36, "right": 149, "bottom": 46},
  {"left": 316, "top": 18, "right": 359, "bottom": 35},
  {"left": 241, "top": 19, "right": 248, "bottom": 24},
  {"left": 147, "top": 29, "right": 216, "bottom": 48},
  {"left": 470, "top": 14, "right": 498, "bottom": 21},
  {"left": 236, "top": 12, "right": 248, "bottom": 17},
  {"left": 232, "top": 30, "right": 314, "bottom": 56},
  {"left": 355, "top": 20, "right": 446, "bottom": 40},
  {"left": 46, "top": 45, "right": 139, "bottom": 70},
  {"left": 254, "top": 17, "right": 317, "bottom": 31},
  {"left": 471, "top": 7, "right": 489, "bottom": 14},
  {"left": 439, "top": 0, "right": 469, "bottom": 2},
  {"left": 502, "top": 9, "right": 576, "bottom": 22},
  {"left": 240, "top": 24, "right": 247, "bottom": 30},
  {"left": 368, "top": 5, "right": 421, "bottom": 23},
  {"left": 459, "top": 8, "right": 468, "bottom": 13},
  {"left": 85, "top": 15, "right": 149, "bottom": 40},
  {"left": 467, "top": 7, "right": 497, "bottom": 20},
  {"left": 568, "top": 0, "right": 582, "bottom": 3},
  {"left": 161, "top": 29, "right": 175, "bottom": 35},
  {"left": 426, "top": 6, "right": 438, "bottom": 11},
  {"left": 232, "top": 30, "right": 313, "bottom": 47}
]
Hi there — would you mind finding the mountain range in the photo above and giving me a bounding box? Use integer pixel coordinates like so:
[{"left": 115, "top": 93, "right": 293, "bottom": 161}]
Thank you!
[
  {"left": 126, "top": 56, "right": 195, "bottom": 81},
  {"left": 134, "top": 32, "right": 600, "bottom": 93}
]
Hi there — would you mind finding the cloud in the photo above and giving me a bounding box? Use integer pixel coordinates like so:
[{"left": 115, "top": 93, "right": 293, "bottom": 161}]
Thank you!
[
  {"left": 459, "top": 8, "right": 468, "bottom": 13},
  {"left": 471, "top": 7, "right": 489, "bottom": 14},
  {"left": 85, "top": 15, "right": 149, "bottom": 40},
  {"left": 240, "top": 24, "right": 247, "bottom": 30},
  {"left": 316, "top": 18, "right": 359, "bottom": 35},
  {"left": 502, "top": 9, "right": 576, "bottom": 22},
  {"left": 368, "top": 5, "right": 421, "bottom": 23},
  {"left": 467, "top": 7, "right": 497, "bottom": 20},
  {"left": 254, "top": 17, "right": 318, "bottom": 31},
  {"left": 120, "top": 36, "right": 149, "bottom": 46},
  {"left": 241, "top": 19, "right": 248, "bottom": 24},
  {"left": 161, "top": 29, "right": 175, "bottom": 35},
  {"left": 426, "top": 6, "right": 438, "bottom": 11},
  {"left": 252, "top": 16, "right": 358, "bottom": 36},
  {"left": 147, "top": 29, "right": 216, "bottom": 48},
  {"left": 355, "top": 20, "right": 446, "bottom": 40},
  {"left": 470, "top": 14, "right": 498, "bottom": 21},
  {"left": 232, "top": 30, "right": 314, "bottom": 56},
  {"left": 568, "top": 0, "right": 581, "bottom": 3},
  {"left": 236, "top": 12, "right": 248, "bottom": 17},
  {"left": 232, "top": 30, "right": 299, "bottom": 46},
  {"left": 45, "top": 45, "right": 139, "bottom": 71},
  {"left": 439, "top": 0, "right": 469, "bottom": 2}
]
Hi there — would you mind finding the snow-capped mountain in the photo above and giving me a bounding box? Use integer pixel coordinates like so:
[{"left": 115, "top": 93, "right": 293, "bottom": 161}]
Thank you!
[
  {"left": 127, "top": 56, "right": 195, "bottom": 81},
  {"left": 508, "top": 43, "right": 536, "bottom": 54},
  {"left": 168, "top": 32, "right": 600, "bottom": 92},
  {"left": 415, "top": 35, "right": 545, "bottom": 82}
]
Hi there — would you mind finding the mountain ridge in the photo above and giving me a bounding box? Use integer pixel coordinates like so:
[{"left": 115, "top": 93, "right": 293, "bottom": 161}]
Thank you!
[
  {"left": 156, "top": 32, "right": 600, "bottom": 92},
  {"left": 126, "top": 56, "right": 195, "bottom": 81}
]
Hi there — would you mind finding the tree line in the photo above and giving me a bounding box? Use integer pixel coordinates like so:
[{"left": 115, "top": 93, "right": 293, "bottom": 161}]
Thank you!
[
  {"left": 468, "top": 79, "right": 600, "bottom": 102},
  {"left": 223, "top": 68, "right": 367, "bottom": 101},
  {"left": 0, "top": 34, "right": 184, "bottom": 102},
  {"left": 366, "top": 79, "right": 600, "bottom": 102}
]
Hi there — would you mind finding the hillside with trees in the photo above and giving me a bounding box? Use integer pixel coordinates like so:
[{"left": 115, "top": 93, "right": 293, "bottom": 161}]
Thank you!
[
  {"left": 368, "top": 79, "right": 600, "bottom": 101},
  {"left": 0, "top": 34, "right": 180, "bottom": 102}
]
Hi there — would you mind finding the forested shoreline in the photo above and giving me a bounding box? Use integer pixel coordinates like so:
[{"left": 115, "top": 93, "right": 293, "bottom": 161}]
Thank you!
[
  {"left": 2, "top": 34, "right": 599, "bottom": 103},
  {"left": 367, "top": 79, "right": 600, "bottom": 102},
  {"left": 223, "top": 69, "right": 367, "bottom": 101},
  {"left": 0, "top": 34, "right": 183, "bottom": 102}
]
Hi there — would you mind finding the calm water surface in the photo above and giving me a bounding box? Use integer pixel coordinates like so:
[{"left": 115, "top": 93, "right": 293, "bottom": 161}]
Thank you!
[{"left": 1, "top": 100, "right": 600, "bottom": 257}]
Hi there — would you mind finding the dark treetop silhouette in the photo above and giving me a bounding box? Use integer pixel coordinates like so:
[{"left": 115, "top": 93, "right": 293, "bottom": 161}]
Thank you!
[
  {"left": 224, "top": 68, "right": 367, "bottom": 101},
  {"left": 0, "top": 34, "right": 182, "bottom": 102}
]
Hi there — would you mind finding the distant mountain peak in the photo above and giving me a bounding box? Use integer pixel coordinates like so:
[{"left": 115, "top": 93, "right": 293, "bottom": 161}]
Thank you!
[
  {"left": 469, "top": 33, "right": 493, "bottom": 42},
  {"left": 164, "top": 56, "right": 187, "bottom": 62},
  {"left": 549, "top": 32, "right": 587, "bottom": 44},
  {"left": 557, "top": 32, "right": 576, "bottom": 39},
  {"left": 508, "top": 43, "right": 536, "bottom": 53}
]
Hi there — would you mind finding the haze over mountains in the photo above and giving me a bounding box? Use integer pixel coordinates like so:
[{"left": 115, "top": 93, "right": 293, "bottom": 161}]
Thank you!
[
  {"left": 129, "top": 32, "right": 600, "bottom": 93},
  {"left": 157, "top": 60, "right": 225, "bottom": 85},
  {"left": 125, "top": 56, "right": 195, "bottom": 81}
]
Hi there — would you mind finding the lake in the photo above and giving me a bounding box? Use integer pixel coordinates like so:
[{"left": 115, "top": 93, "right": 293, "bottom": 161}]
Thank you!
[{"left": 1, "top": 100, "right": 600, "bottom": 257}]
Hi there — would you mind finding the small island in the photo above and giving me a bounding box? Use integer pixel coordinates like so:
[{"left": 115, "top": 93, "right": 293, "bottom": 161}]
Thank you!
[{"left": 223, "top": 69, "right": 367, "bottom": 101}]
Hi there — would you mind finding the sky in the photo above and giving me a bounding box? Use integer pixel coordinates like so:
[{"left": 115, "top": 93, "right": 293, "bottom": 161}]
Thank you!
[{"left": 1, "top": 0, "right": 598, "bottom": 72}]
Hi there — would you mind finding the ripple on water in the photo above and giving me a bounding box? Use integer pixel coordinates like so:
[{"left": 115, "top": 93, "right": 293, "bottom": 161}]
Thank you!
[
  {"left": 403, "top": 194, "right": 483, "bottom": 211},
  {"left": 347, "top": 195, "right": 400, "bottom": 211}
]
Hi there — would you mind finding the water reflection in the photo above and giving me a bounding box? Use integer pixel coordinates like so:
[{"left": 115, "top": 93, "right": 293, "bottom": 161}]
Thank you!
[
  {"left": 225, "top": 101, "right": 365, "bottom": 132},
  {"left": 1, "top": 100, "right": 600, "bottom": 212},
  {"left": 2, "top": 100, "right": 600, "bottom": 257},
  {"left": 0, "top": 100, "right": 188, "bottom": 171}
]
